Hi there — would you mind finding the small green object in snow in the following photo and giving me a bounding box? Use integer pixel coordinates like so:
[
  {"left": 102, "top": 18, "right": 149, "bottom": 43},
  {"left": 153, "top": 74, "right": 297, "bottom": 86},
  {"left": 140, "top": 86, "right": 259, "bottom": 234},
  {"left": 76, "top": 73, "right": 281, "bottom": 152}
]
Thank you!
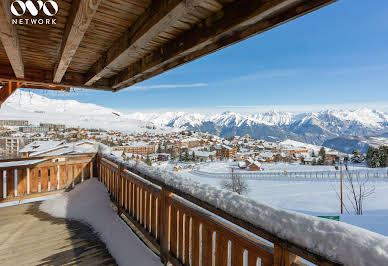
[{"left": 318, "top": 216, "right": 340, "bottom": 221}]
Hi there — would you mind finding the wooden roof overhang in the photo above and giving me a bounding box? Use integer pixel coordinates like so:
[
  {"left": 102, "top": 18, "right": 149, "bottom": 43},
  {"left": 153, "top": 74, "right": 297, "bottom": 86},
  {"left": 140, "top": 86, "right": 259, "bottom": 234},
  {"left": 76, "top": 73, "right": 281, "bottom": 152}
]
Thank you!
[{"left": 0, "top": 0, "right": 337, "bottom": 98}]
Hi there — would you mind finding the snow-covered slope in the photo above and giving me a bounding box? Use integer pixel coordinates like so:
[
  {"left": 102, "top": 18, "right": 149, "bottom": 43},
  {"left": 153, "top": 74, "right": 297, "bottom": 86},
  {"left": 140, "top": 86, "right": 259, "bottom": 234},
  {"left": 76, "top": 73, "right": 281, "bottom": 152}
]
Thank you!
[{"left": 0, "top": 90, "right": 167, "bottom": 133}]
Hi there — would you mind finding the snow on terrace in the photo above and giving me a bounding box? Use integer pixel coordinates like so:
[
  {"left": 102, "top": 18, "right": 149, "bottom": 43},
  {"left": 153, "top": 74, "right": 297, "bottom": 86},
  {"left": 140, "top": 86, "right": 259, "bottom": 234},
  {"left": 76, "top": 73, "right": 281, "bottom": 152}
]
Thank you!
[
  {"left": 104, "top": 153, "right": 388, "bottom": 266},
  {"left": 40, "top": 179, "right": 161, "bottom": 266}
]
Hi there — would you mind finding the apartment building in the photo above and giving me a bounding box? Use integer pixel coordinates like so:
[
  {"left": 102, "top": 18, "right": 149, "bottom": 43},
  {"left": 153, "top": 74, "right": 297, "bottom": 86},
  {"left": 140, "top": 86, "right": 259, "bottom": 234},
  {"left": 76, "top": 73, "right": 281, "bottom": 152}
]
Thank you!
[
  {"left": 0, "top": 138, "right": 25, "bottom": 158},
  {"left": 19, "top": 126, "right": 49, "bottom": 133},
  {"left": 0, "top": 120, "right": 29, "bottom": 126},
  {"left": 215, "top": 145, "right": 237, "bottom": 158},
  {"left": 40, "top": 123, "right": 66, "bottom": 131},
  {"left": 113, "top": 142, "right": 156, "bottom": 156}
]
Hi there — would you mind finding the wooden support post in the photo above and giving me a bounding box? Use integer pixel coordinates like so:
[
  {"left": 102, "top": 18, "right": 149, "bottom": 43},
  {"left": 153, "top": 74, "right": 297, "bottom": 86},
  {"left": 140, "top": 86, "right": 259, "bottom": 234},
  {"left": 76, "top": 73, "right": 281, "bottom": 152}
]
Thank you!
[
  {"left": 14, "top": 169, "right": 17, "bottom": 197},
  {"left": 57, "top": 165, "right": 60, "bottom": 190},
  {"left": 274, "top": 244, "right": 300, "bottom": 266},
  {"left": 38, "top": 168, "right": 41, "bottom": 193},
  {"left": 27, "top": 168, "right": 30, "bottom": 194},
  {"left": 81, "top": 164, "right": 84, "bottom": 182},
  {"left": 66, "top": 164, "right": 69, "bottom": 189},
  {"left": 160, "top": 188, "right": 173, "bottom": 264},
  {"left": 117, "top": 163, "right": 122, "bottom": 215},
  {"left": 90, "top": 158, "right": 94, "bottom": 179},
  {"left": 72, "top": 165, "right": 75, "bottom": 188},
  {"left": 2, "top": 170, "right": 6, "bottom": 199},
  {"left": 48, "top": 168, "right": 51, "bottom": 191}
]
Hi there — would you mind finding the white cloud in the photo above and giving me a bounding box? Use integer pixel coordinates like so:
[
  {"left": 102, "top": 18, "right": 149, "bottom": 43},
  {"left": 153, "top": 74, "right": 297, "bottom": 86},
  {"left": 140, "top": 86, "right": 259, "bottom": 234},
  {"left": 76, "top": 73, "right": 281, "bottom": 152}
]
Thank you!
[{"left": 123, "top": 83, "right": 208, "bottom": 91}]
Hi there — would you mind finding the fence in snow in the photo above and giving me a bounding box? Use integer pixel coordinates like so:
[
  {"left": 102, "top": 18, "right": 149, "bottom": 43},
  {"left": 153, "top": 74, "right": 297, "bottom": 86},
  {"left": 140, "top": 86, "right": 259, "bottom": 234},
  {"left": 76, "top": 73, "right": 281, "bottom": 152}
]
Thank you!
[{"left": 191, "top": 168, "right": 388, "bottom": 181}]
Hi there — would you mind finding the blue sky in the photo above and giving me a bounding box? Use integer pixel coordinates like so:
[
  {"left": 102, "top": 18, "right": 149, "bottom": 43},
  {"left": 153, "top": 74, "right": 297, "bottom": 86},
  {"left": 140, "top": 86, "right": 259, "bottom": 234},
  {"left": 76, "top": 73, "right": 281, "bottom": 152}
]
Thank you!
[{"left": 30, "top": 0, "right": 388, "bottom": 113}]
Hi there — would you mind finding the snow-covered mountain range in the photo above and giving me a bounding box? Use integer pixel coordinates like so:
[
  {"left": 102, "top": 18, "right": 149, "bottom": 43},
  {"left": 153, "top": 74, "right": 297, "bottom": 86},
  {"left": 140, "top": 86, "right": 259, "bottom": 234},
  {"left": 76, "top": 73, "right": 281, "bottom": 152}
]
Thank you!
[
  {"left": 1, "top": 91, "right": 387, "bottom": 150},
  {"left": 128, "top": 108, "right": 388, "bottom": 145}
]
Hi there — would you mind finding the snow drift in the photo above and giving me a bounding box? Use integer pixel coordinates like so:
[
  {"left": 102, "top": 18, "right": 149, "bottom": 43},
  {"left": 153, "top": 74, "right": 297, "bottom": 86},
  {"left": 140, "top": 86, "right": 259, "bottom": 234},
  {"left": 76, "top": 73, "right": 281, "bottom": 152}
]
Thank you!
[{"left": 40, "top": 179, "right": 161, "bottom": 266}]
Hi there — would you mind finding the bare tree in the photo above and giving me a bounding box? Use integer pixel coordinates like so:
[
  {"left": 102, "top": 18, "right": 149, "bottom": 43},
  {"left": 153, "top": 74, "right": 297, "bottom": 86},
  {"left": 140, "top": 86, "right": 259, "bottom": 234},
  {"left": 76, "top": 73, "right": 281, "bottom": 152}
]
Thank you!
[
  {"left": 344, "top": 170, "right": 375, "bottom": 215},
  {"left": 221, "top": 173, "right": 248, "bottom": 195}
]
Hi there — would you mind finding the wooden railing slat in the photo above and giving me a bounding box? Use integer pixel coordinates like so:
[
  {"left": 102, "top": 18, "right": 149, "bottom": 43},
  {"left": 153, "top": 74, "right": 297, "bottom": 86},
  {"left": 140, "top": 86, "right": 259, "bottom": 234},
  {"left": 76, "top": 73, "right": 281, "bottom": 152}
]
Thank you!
[
  {"left": 178, "top": 210, "right": 184, "bottom": 262},
  {"left": 184, "top": 214, "right": 190, "bottom": 265},
  {"left": 202, "top": 223, "right": 213, "bottom": 266},
  {"left": 215, "top": 231, "right": 228, "bottom": 266},
  {"left": 151, "top": 193, "right": 157, "bottom": 238},
  {"left": 231, "top": 240, "right": 245, "bottom": 266},
  {"left": 170, "top": 204, "right": 178, "bottom": 257},
  {"left": 191, "top": 217, "right": 200, "bottom": 266}
]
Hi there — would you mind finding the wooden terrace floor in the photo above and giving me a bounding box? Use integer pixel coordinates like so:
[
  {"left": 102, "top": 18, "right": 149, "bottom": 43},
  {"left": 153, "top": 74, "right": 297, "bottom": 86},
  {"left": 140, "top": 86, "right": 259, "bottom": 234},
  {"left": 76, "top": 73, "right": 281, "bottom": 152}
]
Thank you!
[{"left": 0, "top": 203, "right": 117, "bottom": 266}]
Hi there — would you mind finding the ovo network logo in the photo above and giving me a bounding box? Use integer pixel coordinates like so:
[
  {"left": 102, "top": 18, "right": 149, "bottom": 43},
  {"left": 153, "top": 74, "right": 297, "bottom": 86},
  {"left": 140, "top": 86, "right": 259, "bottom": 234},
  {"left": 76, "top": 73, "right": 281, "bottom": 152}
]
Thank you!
[{"left": 10, "top": 0, "right": 58, "bottom": 25}]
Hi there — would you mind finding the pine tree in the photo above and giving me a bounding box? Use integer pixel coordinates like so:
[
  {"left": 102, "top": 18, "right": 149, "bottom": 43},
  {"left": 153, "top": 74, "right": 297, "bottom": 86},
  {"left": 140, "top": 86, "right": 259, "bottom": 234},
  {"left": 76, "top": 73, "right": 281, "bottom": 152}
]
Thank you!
[
  {"left": 192, "top": 151, "right": 196, "bottom": 162},
  {"left": 184, "top": 150, "right": 189, "bottom": 162},
  {"left": 366, "top": 146, "right": 378, "bottom": 168},
  {"left": 318, "top": 147, "right": 326, "bottom": 165},
  {"left": 379, "top": 146, "right": 388, "bottom": 167},
  {"left": 157, "top": 145, "right": 162, "bottom": 154},
  {"left": 145, "top": 155, "right": 152, "bottom": 166},
  {"left": 311, "top": 150, "right": 316, "bottom": 157}
]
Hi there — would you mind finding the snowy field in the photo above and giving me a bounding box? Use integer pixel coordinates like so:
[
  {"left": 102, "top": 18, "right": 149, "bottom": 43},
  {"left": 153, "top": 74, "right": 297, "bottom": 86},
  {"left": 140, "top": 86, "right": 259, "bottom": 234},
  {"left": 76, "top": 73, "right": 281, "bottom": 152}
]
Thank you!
[
  {"left": 177, "top": 169, "right": 388, "bottom": 236},
  {"left": 194, "top": 161, "right": 385, "bottom": 173}
]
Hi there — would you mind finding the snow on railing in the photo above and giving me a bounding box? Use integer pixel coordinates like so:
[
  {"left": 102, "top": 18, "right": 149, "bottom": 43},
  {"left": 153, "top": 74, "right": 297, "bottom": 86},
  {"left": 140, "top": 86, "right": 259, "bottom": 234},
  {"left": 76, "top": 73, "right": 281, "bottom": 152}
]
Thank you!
[{"left": 99, "top": 153, "right": 388, "bottom": 266}]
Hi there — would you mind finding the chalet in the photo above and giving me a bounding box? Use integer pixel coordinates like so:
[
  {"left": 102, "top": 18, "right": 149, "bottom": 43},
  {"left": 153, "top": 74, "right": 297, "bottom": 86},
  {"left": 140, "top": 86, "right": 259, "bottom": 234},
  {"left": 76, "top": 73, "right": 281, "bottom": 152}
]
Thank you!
[
  {"left": 245, "top": 157, "right": 255, "bottom": 166},
  {"left": 19, "top": 140, "right": 97, "bottom": 158},
  {"left": 257, "top": 151, "right": 274, "bottom": 162},
  {"left": 304, "top": 157, "right": 314, "bottom": 166},
  {"left": 289, "top": 149, "right": 309, "bottom": 156},
  {"left": 19, "top": 140, "right": 64, "bottom": 158},
  {"left": 238, "top": 161, "right": 247, "bottom": 169},
  {"left": 234, "top": 151, "right": 254, "bottom": 160},
  {"left": 194, "top": 151, "right": 215, "bottom": 162},
  {"left": 248, "top": 161, "right": 262, "bottom": 171},
  {"left": 216, "top": 145, "right": 237, "bottom": 159},
  {"left": 326, "top": 150, "right": 338, "bottom": 163}
]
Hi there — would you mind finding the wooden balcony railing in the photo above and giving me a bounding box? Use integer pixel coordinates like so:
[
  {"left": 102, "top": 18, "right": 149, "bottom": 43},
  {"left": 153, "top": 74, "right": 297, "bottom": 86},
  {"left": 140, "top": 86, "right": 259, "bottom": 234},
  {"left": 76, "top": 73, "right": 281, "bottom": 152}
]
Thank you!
[
  {"left": 98, "top": 155, "right": 341, "bottom": 266},
  {"left": 0, "top": 154, "right": 95, "bottom": 203}
]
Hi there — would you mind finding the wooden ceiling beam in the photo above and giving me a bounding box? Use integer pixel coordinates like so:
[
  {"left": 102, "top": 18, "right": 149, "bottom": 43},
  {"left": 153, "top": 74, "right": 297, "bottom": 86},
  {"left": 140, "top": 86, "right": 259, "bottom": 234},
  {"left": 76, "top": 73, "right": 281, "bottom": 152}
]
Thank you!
[
  {"left": 0, "top": 81, "right": 20, "bottom": 106},
  {"left": 84, "top": 0, "right": 200, "bottom": 86},
  {"left": 53, "top": 0, "right": 102, "bottom": 83},
  {"left": 110, "top": 0, "right": 337, "bottom": 90},
  {"left": 0, "top": 0, "right": 24, "bottom": 78},
  {"left": 0, "top": 64, "right": 113, "bottom": 91},
  {"left": 19, "top": 84, "right": 70, "bottom": 92}
]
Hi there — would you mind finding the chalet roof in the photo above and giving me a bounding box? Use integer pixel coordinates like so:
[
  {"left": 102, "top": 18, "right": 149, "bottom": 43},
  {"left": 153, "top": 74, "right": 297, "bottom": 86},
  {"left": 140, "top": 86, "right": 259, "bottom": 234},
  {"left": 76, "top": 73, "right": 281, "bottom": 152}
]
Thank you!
[
  {"left": 19, "top": 140, "right": 64, "bottom": 153},
  {"left": 0, "top": 0, "right": 336, "bottom": 104}
]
